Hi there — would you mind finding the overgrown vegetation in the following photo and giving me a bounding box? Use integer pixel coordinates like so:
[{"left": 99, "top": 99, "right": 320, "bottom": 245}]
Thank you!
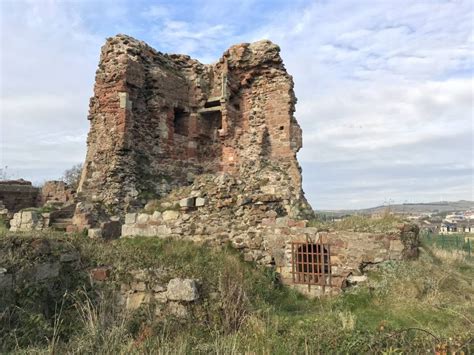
[
  {"left": 1, "top": 232, "right": 473, "bottom": 354},
  {"left": 309, "top": 213, "right": 403, "bottom": 233}
]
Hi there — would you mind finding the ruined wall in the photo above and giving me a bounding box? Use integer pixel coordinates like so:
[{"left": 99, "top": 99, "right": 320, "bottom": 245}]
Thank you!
[
  {"left": 78, "top": 35, "right": 308, "bottom": 216},
  {"left": 0, "top": 180, "right": 39, "bottom": 213},
  {"left": 120, "top": 174, "right": 419, "bottom": 297},
  {"left": 39, "top": 181, "right": 74, "bottom": 206}
]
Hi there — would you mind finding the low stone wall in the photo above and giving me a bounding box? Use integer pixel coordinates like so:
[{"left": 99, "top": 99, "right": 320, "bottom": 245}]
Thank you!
[
  {"left": 90, "top": 266, "right": 199, "bottom": 318},
  {"left": 122, "top": 208, "right": 419, "bottom": 297},
  {"left": 39, "top": 181, "right": 75, "bottom": 206},
  {"left": 0, "top": 180, "right": 39, "bottom": 213},
  {"left": 9, "top": 210, "right": 50, "bottom": 232},
  {"left": 0, "top": 237, "right": 202, "bottom": 321}
]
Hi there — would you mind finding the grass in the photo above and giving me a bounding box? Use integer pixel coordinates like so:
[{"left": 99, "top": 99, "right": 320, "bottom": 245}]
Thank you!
[
  {"left": 1, "top": 231, "right": 473, "bottom": 354},
  {"left": 309, "top": 213, "right": 403, "bottom": 233}
]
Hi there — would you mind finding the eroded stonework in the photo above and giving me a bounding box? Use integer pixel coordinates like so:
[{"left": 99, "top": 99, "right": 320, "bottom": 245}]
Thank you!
[
  {"left": 75, "top": 35, "right": 419, "bottom": 297},
  {"left": 78, "top": 34, "right": 309, "bottom": 217}
]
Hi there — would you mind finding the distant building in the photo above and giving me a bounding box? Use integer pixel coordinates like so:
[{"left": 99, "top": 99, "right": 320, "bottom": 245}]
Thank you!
[
  {"left": 464, "top": 210, "right": 474, "bottom": 220},
  {"left": 439, "top": 221, "right": 473, "bottom": 235},
  {"left": 440, "top": 222, "right": 458, "bottom": 234},
  {"left": 445, "top": 213, "right": 465, "bottom": 223}
]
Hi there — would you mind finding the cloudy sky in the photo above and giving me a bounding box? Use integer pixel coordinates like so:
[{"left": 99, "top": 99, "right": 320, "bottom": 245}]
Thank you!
[{"left": 0, "top": 0, "right": 472, "bottom": 209}]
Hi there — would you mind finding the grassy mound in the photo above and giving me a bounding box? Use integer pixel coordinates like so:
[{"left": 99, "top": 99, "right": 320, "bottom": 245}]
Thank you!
[{"left": 1, "top": 231, "right": 472, "bottom": 354}]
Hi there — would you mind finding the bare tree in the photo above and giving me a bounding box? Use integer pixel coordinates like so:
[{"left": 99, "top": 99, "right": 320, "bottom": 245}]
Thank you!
[{"left": 62, "top": 163, "right": 83, "bottom": 189}]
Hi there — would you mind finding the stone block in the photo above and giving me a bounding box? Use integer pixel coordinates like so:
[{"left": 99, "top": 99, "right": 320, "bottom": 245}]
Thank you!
[
  {"left": 347, "top": 275, "right": 368, "bottom": 284},
  {"left": 137, "top": 213, "right": 150, "bottom": 224},
  {"left": 126, "top": 292, "right": 148, "bottom": 310},
  {"left": 275, "top": 217, "right": 289, "bottom": 227},
  {"left": 179, "top": 197, "right": 195, "bottom": 208},
  {"left": 150, "top": 211, "right": 162, "bottom": 222},
  {"left": 154, "top": 292, "right": 168, "bottom": 303},
  {"left": 156, "top": 224, "right": 172, "bottom": 235},
  {"left": 162, "top": 210, "right": 179, "bottom": 221},
  {"left": 101, "top": 220, "right": 121, "bottom": 239},
  {"left": 90, "top": 266, "right": 111, "bottom": 281},
  {"left": 21, "top": 211, "right": 38, "bottom": 224},
  {"left": 195, "top": 197, "right": 206, "bottom": 207},
  {"left": 125, "top": 213, "right": 137, "bottom": 225},
  {"left": 389, "top": 240, "right": 404, "bottom": 252},
  {"left": 88, "top": 228, "right": 102, "bottom": 239},
  {"left": 167, "top": 302, "right": 188, "bottom": 318},
  {"left": 130, "top": 281, "right": 147, "bottom": 292},
  {"left": 166, "top": 278, "right": 199, "bottom": 302},
  {"left": 152, "top": 284, "right": 165, "bottom": 292}
]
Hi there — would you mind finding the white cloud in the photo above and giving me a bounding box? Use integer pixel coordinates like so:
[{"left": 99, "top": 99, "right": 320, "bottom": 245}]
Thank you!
[{"left": 0, "top": 0, "right": 472, "bottom": 208}]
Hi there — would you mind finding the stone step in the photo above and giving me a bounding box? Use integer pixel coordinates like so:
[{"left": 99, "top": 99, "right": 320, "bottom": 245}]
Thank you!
[
  {"left": 50, "top": 217, "right": 73, "bottom": 231},
  {"left": 51, "top": 224, "right": 69, "bottom": 231},
  {"left": 53, "top": 218, "right": 72, "bottom": 223}
]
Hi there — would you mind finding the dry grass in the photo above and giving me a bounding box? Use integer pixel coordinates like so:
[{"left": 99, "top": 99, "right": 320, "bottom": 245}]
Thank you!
[{"left": 2, "top": 234, "right": 473, "bottom": 354}]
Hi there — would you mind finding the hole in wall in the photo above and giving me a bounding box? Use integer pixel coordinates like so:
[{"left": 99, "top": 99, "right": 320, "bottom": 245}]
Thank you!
[{"left": 174, "top": 107, "right": 190, "bottom": 136}]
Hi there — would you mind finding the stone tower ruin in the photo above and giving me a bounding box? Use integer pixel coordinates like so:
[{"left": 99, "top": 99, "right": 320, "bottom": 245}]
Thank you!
[
  {"left": 70, "top": 35, "right": 419, "bottom": 297},
  {"left": 78, "top": 34, "right": 310, "bottom": 217}
]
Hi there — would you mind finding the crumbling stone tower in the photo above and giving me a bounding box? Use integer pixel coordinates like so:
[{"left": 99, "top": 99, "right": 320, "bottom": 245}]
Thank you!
[{"left": 78, "top": 34, "right": 310, "bottom": 216}]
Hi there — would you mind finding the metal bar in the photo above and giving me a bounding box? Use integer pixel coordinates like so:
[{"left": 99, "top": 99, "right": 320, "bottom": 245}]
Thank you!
[
  {"left": 291, "top": 242, "right": 295, "bottom": 283},
  {"left": 321, "top": 242, "right": 325, "bottom": 286},
  {"left": 328, "top": 244, "right": 332, "bottom": 286}
]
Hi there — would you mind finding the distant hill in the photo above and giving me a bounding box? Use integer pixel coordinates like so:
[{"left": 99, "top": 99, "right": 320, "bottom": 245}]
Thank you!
[{"left": 317, "top": 200, "right": 474, "bottom": 216}]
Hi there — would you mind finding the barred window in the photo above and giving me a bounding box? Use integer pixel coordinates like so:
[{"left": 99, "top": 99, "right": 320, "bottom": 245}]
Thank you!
[{"left": 291, "top": 241, "right": 331, "bottom": 285}]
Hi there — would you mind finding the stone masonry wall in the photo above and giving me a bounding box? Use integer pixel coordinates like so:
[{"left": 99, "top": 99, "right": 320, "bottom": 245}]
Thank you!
[
  {"left": 39, "top": 181, "right": 74, "bottom": 206},
  {"left": 120, "top": 174, "right": 419, "bottom": 297},
  {"left": 0, "top": 180, "right": 39, "bottom": 213},
  {"left": 77, "top": 35, "right": 308, "bottom": 216}
]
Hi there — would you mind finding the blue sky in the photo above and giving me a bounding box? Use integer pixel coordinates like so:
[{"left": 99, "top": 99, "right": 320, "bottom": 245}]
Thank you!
[{"left": 0, "top": 0, "right": 472, "bottom": 209}]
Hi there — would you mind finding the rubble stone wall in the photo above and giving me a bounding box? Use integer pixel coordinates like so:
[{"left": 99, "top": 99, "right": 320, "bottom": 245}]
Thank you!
[
  {"left": 120, "top": 174, "right": 419, "bottom": 296},
  {"left": 78, "top": 35, "right": 307, "bottom": 215},
  {"left": 0, "top": 180, "right": 39, "bottom": 213},
  {"left": 39, "top": 181, "right": 74, "bottom": 206}
]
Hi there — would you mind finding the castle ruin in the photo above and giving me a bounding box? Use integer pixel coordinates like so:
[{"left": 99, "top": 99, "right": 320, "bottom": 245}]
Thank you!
[
  {"left": 77, "top": 35, "right": 309, "bottom": 218},
  {"left": 70, "top": 35, "right": 418, "bottom": 296}
]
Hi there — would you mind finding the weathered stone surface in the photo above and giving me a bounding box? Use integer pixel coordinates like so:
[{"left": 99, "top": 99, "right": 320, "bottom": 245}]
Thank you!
[
  {"left": 10, "top": 210, "right": 45, "bottom": 231},
  {"left": 162, "top": 210, "right": 179, "bottom": 221},
  {"left": 150, "top": 211, "right": 162, "bottom": 222},
  {"left": 137, "top": 213, "right": 150, "bottom": 224},
  {"left": 167, "top": 302, "right": 188, "bottom": 318},
  {"left": 125, "top": 213, "right": 137, "bottom": 225},
  {"left": 179, "top": 198, "right": 195, "bottom": 208},
  {"left": 166, "top": 278, "right": 199, "bottom": 302},
  {"left": 101, "top": 220, "right": 121, "bottom": 239},
  {"left": 90, "top": 266, "right": 111, "bottom": 281},
  {"left": 126, "top": 292, "right": 148, "bottom": 310},
  {"left": 0, "top": 180, "right": 39, "bottom": 212},
  {"left": 39, "top": 181, "right": 74, "bottom": 206},
  {"left": 76, "top": 34, "right": 310, "bottom": 219},
  {"left": 88, "top": 228, "right": 102, "bottom": 239},
  {"left": 195, "top": 197, "right": 206, "bottom": 207}
]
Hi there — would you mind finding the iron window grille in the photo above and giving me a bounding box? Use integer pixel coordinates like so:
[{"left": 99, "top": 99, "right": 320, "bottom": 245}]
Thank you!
[{"left": 291, "top": 241, "right": 331, "bottom": 286}]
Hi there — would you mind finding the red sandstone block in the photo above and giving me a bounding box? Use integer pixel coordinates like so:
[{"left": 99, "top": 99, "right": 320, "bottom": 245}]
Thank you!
[
  {"left": 287, "top": 219, "right": 307, "bottom": 228},
  {"left": 262, "top": 218, "right": 275, "bottom": 226},
  {"left": 90, "top": 266, "right": 112, "bottom": 281}
]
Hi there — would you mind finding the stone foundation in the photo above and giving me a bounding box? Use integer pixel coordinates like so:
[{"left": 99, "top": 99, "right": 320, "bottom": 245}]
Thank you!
[{"left": 120, "top": 174, "right": 419, "bottom": 296}]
